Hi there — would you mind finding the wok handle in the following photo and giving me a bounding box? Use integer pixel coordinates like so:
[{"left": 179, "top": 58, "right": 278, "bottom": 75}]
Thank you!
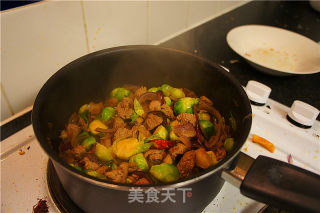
[{"left": 222, "top": 153, "right": 320, "bottom": 213}]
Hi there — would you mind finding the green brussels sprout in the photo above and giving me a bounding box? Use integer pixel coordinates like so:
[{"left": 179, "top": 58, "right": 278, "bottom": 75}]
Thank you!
[
  {"left": 79, "top": 104, "right": 88, "bottom": 114},
  {"left": 134, "top": 98, "right": 144, "bottom": 116},
  {"left": 224, "top": 138, "right": 234, "bottom": 152},
  {"left": 82, "top": 136, "right": 96, "bottom": 150},
  {"left": 164, "top": 97, "right": 172, "bottom": 106},
  {"left": 198, "top": 112, "right": 210, "bottom": 121},
  {"left": 199, "top": 120, "right": 215, "bottom": 139},
  {"left": 129, "top": 153, "right": 149, "bottom": 172},
  {"left": 153, "top": 125, "right": 168, "bottom": 140},
  {"left": 86, "top": 170, "right": 106, "bottom": 179},
  {"left": 101, "top": 107, "right": 115, "bottom": 122},
  {"left": 150, "top": 163, "right": 180, "bottom": 183},
  {"left": 174, "top": 97, "right": 198, "bottom": 115},
  {"left": 148, "top": 87, "right": 160, "bottom": 93},
  {"left": 95, "top": 143, "right": 113, "bottom": 161},
  {"left": 170, "top": 88, "right": 185, "bottom": 99},
  {"left": 160, "top": 84, "right": 173, "bottom": 96},
  {"left": 112, "top": 138, "right": 152, "bottom": 160},
  {"left": 111, "top": 88, "right": 130, "bottom": 101},
  {"left": 80, "top": 110, "right": 89, "bottom": 123},
  {"left": 169, "top": 120, "right": 179, "bottom": 140}
]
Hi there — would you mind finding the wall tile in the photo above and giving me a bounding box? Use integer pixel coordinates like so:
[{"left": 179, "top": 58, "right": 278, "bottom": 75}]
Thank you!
[
  {"left": 83, "top": 1, "right": 148, "bottom": 52},
  {"left": 188, "top": 1, "right": 249, "bottom": 28},
  {"left": 148, "top": 1, "right": 189, "bottom": 44},
  {"left": 1, "top": 1, "right": 88, "bottom": 116}
]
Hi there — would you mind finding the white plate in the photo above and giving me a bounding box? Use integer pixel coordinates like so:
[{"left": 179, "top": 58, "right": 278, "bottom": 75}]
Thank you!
[{"left": 226, "top": 25, "right": 320, "bottom": 76}]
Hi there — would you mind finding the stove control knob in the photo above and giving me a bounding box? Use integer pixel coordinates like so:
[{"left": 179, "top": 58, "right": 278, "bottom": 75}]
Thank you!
[
  {"left": 287, "top": 100, "right": 319, "bottom": 129},
  {"left": 245, "top": 80, "right": 271, "bottom": 106}
]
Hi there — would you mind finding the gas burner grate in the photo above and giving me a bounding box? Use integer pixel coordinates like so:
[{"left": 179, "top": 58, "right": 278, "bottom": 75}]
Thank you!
[{"left": 47, "top": 160, "right": 85, "bottom": 213}]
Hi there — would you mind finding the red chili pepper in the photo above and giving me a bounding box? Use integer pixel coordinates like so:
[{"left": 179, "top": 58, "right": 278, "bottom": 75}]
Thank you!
[
  {"left": 150, "top": 139, "right": 176, "bottom": 149},
  {"left": 194, "top": 109, "right": 202, "bottom": 145}
]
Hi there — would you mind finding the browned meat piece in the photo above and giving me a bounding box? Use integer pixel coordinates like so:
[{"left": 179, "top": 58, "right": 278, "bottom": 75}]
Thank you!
[
  {"left": 144, "top": 114, "right": 163, "bottom": 130},
  {"left": 183, "top": 88, "right": 197, "bottom": 98},
  {"left": 88, "top": 102, "right": 103, "bottom": 117},
  {"left": 59, "top": 150, "right": 76, "bottom": 164},
  {"left": 113, "top": 127, "right": 133, "bottom": 141},
  {"left": 66, "top": 123, "right": 80, "bottom": 147},
  {"left": 78, "top": 116, "right": 89, "bottom": 131},
  {"left": 173, "top": 123, "right": 196, "bottom": 138},
  {"left": 80, "top": 156, "right": 100, "bottom": 170},
  {"left": 112, "top": 116, "right": 125, "bottom": 130},
  {"left": 149, "top": 100, "right": 161, "bottom": 111},
  {"left": 135, "top": 178, "right": 150, "bottom": 185},
  {"left": 105, "top": 162, "right": 128, "bottom": 183},
  {"left": 177, "top": 113, "right": 196, "bottom": 126},
  {"left": 96, "top": 165, "right": 109, "bottom": 174},
  {"left": 144, "top": 149, "right": 166, "bottom": 166},
  {"left": 169, "top": 143, "right": 188, "bottom": 160},
  {"left": 135, "top": 117, "right": 144, "bottom": 125},
  {"left": 115, "top": 98, "right": 133, "bottom": 119},
  {"left": 128, "top": 162, "right": 138, "bottom": 173},
  {"left": 100, "top": 136, "right": 112, "bottom": 148},
  {"left": 161, "top": 104, "right": 175, "bottom": 119},
  {"left": 168, "top": 136, "right": 191, "bottom": 160},
  {"left": 177, "top": 150, "right": 196, "bottom": 178},
  {"left": 199, "top": 96, "right": 213, "bottom": 106},
  {"left": 71, "top": 145, "right": 86, "bottom": 159},
  {"left": 131, "top": 124, "right": 151, "bottom": 139},
  {"left": 105, "top": 97, "right": 118, "bottom": 107},
  {"left": 134, "top": 86, "right": 147, "bottom": 98}
]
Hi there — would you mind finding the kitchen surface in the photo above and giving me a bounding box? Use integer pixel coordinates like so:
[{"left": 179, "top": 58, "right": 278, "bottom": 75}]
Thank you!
[{"left": 1, "top": 1, "right": 320, "bottom": 213}]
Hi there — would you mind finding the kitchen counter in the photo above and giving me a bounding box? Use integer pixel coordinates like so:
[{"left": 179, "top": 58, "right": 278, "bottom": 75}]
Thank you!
[{"left": 161, "top": 1, "right": 320, "bottom": 113}]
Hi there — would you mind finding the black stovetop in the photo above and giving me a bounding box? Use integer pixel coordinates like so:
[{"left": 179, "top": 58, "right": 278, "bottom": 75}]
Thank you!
[{"left": 161, "top": 1, "right": 320, "bottom": 112}]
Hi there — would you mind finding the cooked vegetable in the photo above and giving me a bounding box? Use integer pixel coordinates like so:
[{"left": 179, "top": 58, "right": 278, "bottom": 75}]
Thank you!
[
  {"left": 224, "top": 138, "right": 234, "bottom": 152},
  {"left": 151, "top": 139, "right": 176, "bottom": 149},
  {"left": 82, "top": 136, "right": 96, "bottom": 150},
  {"left": 198, "top": 112, "right": 210, "bottom": 121},
  {"left": 89, "top": 120, "right": 107, "bottom": 135},
  {"left": 101, "top": 107, "right": 115, "bottom": 122},
  {"left": 153, "top": 125, "right": 168, "bottom": 140},
  {"left": 95, "top": 143, "right": 113, "bottom": 161},
  {"left": 59, "top": 84, "right": 233, "bottom": 185},
  {"left": 133, "top": 98, "right": 144, "bottom": 116},
  {"left": 148, "top": 87, "right": 160, "bottom": 93},
  {"left": 79, "top": 104, "right": 88, "bottom": 114},
  {"left": 111, "top": 88, "right": 130, "bottom": 101},
  {"left": 150, "top": 163, "right": 179, "bottom": 183},
  {"left": 174, "top": 97, "right": 198, "bottom": 115},
  {"left": 199, "top": 120, "right": 215, "bottom": 139},
  {"left": 129, "top": 153, "right": 149, "bottom": 172},
  {"left": 170, "top": 88, "right": 185, "bottom": 99},
  {"left": 195, "top": 148, "right": 212, "bottom": 169},
  {"left": 164, "top": 97, "right": 172, "bottom": 106},
  {"left": 160, "top": 84, "right": 172, "bottom": 96},
  {"left": 113, "top": 138, "right": 152, "bottom": 160},
  {"left": 252, "top": 134, "right": 275, "bottom": 153}
]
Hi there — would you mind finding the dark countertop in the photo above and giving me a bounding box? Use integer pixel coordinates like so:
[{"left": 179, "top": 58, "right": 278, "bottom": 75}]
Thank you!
[
  {"left": 161, "top": 0, "right": 320, "bottom": 111},
  {"left": 1, "top": 0, "right": 319, "bottom": 141}
]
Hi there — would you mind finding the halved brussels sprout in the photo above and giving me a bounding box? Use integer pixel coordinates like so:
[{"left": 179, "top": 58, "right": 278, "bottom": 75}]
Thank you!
[
  {"left": 224, "top": 138, "right": 234, "bottom": 152},
  {"left": 153, "top": 125, "right": 168, "bottom": 140},
  {"left": 160, "top": 84, "right": 173, "bottom": 96},
  {"left": 111, "top": 88, "right": 130, "bottom": 101},
  {"left": 174, "top": 97, "right": 198, "bottom": 115},
  {"left": 170, "top": 88, "right": 185, "bottom": 99},
  {"left": 150, "top": 163, "right": 179, "bottom": 183},
  {"left": 199, "top": 120, "right": 215, "bottom": 139},
  {"left": 95, "top": 143, "right": 113, "bottom": 161},
  {"left": 129, "top": 153, "right": 149, "bottom": 172},
  {"left": 89, "top": 120, "right": 108, "bottom": 135},
  {"left": 82, "top": 136, "right": 96, "bottom": 150},
  {"left": 101, "top": 107, "right": 115, "bottom": 122}
]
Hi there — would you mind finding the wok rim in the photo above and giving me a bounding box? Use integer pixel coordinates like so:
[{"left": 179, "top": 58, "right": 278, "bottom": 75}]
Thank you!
[{"left": 32, "top": 45, "right": 252, "bottom": 191}]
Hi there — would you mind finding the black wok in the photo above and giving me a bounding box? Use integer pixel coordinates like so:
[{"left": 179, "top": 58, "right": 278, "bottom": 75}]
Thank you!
[{"left": 32, "top": 45, "right": 320, "bottom": 213}]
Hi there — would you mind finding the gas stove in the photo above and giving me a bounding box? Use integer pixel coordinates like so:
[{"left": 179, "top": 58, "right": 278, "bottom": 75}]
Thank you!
[{"left": 1, "top": 96, "right": 319, "bottom": 213}]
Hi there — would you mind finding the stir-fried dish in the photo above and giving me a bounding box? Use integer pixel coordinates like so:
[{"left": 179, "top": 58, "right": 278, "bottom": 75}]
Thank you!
[{"left": 59, "top": 84, "right": 235, "bottom": 185}]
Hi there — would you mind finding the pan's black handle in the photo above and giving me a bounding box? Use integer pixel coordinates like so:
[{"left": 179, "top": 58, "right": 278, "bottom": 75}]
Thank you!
[{"left": 222, "top": 153, "right": 320, "bottom": 213}]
